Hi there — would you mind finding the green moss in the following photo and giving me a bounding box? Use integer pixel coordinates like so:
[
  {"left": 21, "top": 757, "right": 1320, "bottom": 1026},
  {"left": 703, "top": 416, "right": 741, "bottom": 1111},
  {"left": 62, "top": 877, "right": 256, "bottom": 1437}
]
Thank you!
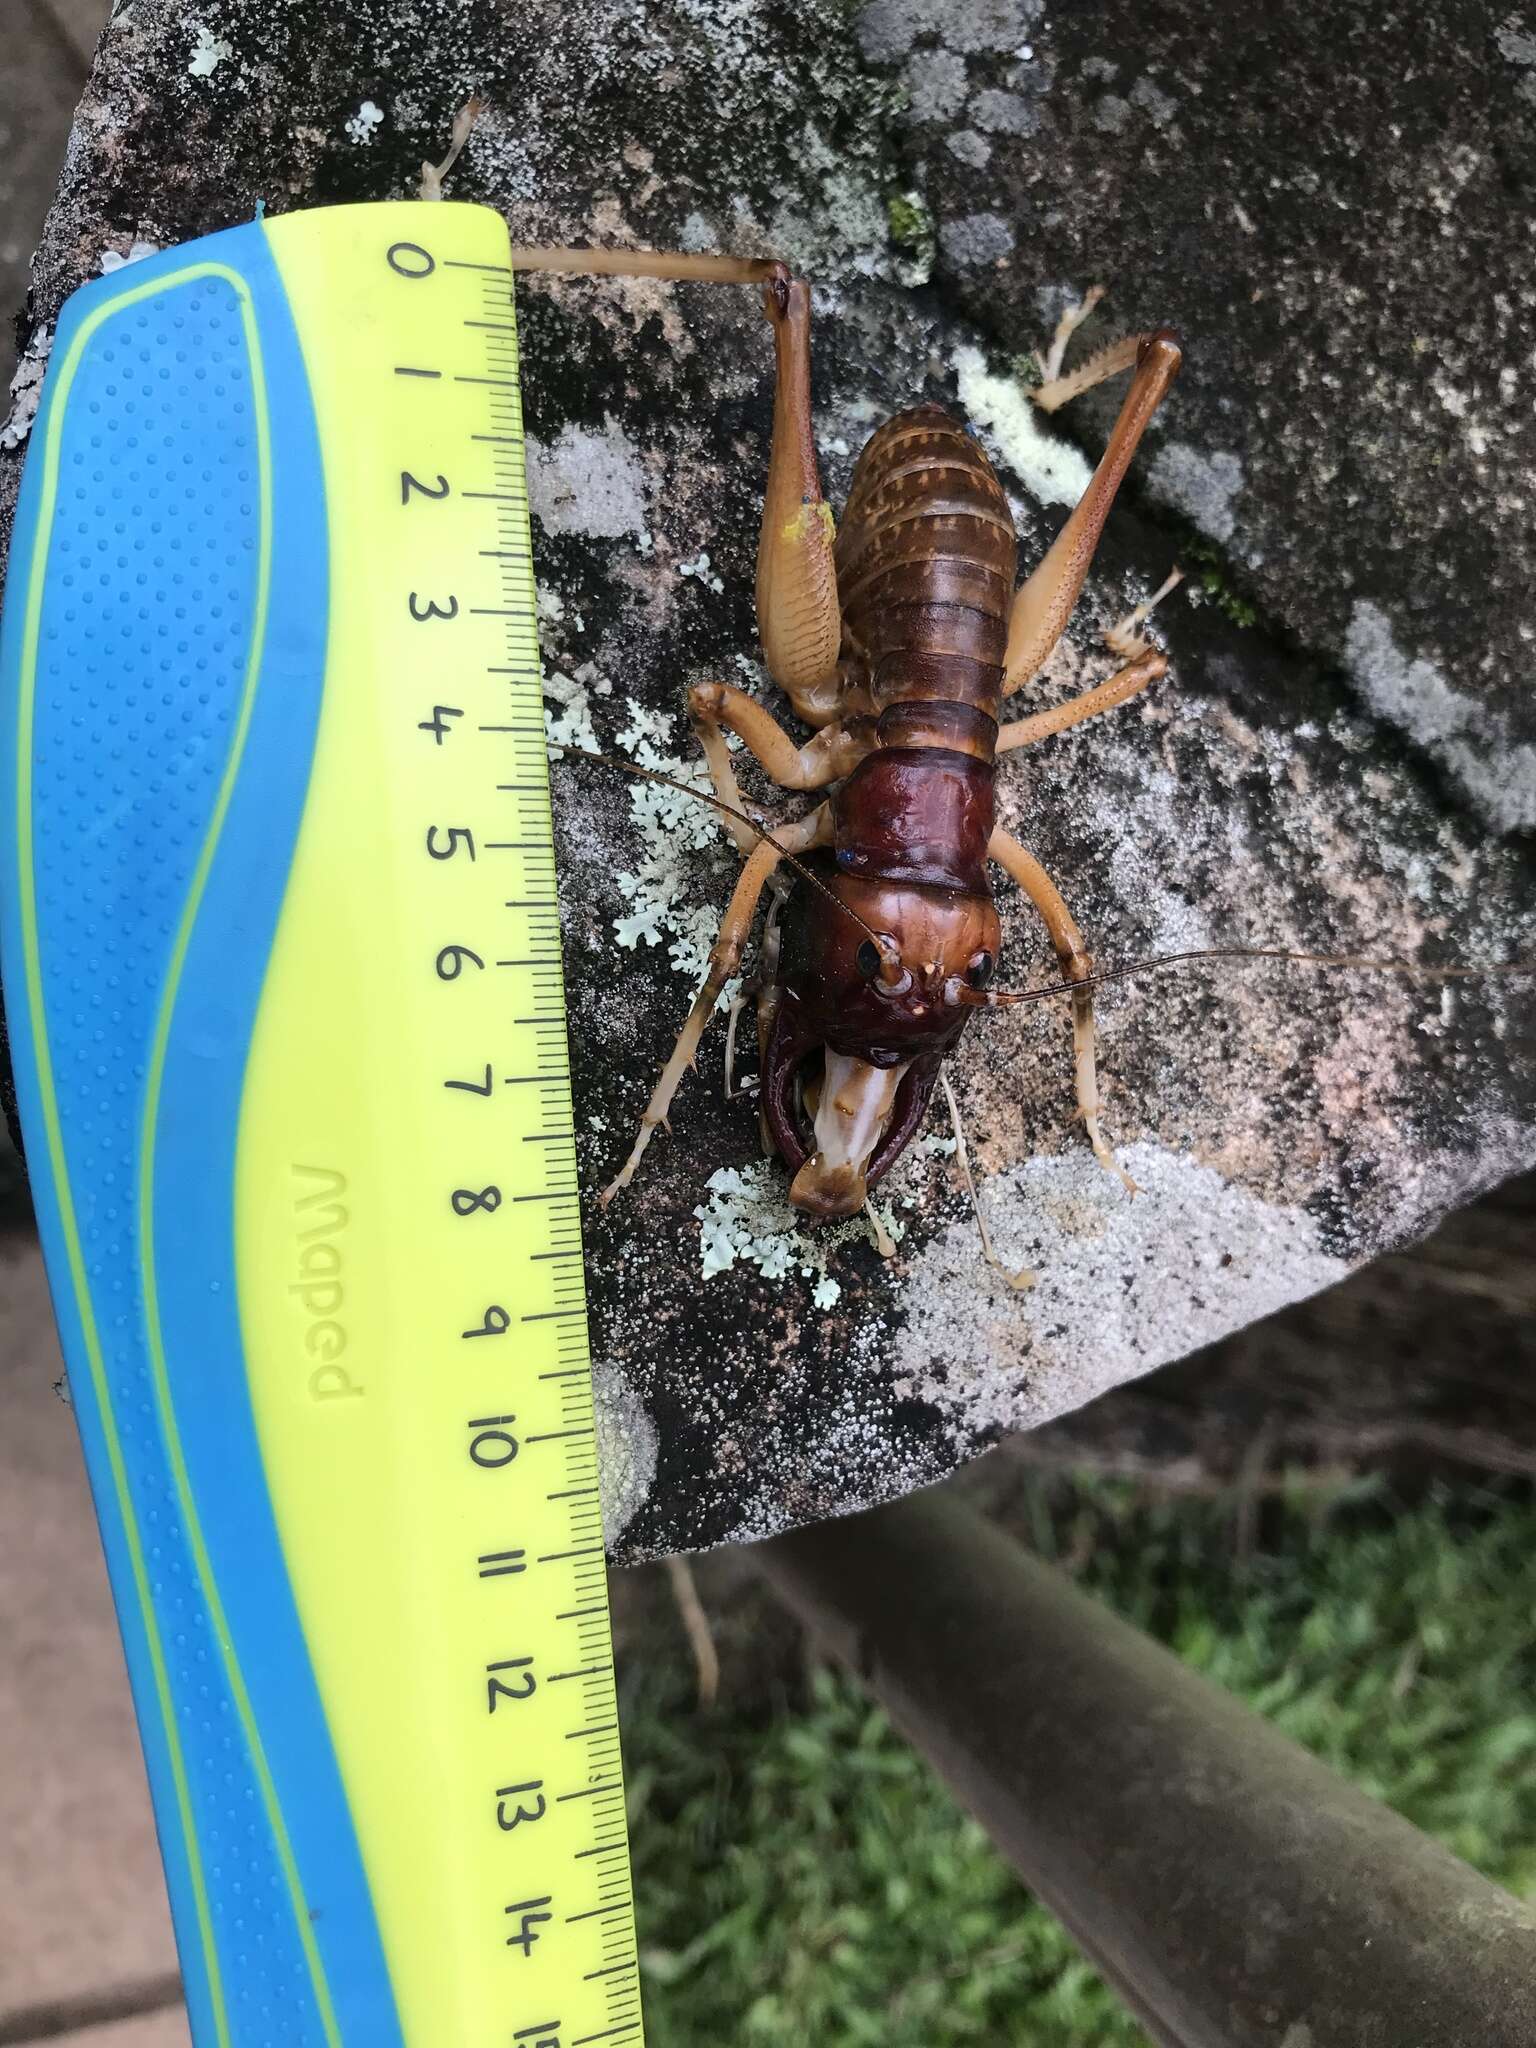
[
  {"left": 628, "top": 1663, "right": 1144, "bottom": 2046},
  {"left": 1181, "top": 533, "right": 1260, "bottom": 629},
  {"left": 886, "top": 192, "right": 930, "bottom": 249},
  {"left": 1009, "top": 349, "right": 1044, "bottom": 392}
]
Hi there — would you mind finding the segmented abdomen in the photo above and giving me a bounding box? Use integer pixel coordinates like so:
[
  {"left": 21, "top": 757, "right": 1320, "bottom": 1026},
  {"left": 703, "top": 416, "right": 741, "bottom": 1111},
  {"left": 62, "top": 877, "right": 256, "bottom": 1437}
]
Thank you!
[{"left": 835, "top": 404, "right": 1017, "bottom": 723}]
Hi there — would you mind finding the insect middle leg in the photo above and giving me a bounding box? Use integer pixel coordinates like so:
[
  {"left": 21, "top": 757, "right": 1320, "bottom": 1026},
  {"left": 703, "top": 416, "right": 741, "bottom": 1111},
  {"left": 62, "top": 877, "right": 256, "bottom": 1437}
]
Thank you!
[
  {"left": 602, "top": 805, "right": 831, "bottom": 1204},
  {"left": 987, "top": 826, "right": 1137, "bottom": 1194},
  {"left": 997, "top": 567, "right": 1184, "bottom": 752},
  {"left": 997, "top": 650, "right": 1166, "bottom": 754},
  {"left": 688, "top": 682, "right": 874, "bottom": 831}
]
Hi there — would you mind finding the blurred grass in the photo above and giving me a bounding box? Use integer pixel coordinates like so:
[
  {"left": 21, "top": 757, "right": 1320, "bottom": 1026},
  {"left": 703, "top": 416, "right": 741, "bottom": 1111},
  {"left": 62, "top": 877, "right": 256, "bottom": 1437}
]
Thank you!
[{"left": 620, "top": 1475, "right": 1536, "bottom": 2045}]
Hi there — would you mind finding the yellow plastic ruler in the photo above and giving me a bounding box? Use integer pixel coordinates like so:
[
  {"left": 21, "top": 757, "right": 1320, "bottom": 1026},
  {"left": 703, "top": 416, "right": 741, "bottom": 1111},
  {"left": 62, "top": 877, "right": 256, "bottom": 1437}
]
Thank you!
[{"left": 0, "top": 200, "right": 642, "bottom": 2046}]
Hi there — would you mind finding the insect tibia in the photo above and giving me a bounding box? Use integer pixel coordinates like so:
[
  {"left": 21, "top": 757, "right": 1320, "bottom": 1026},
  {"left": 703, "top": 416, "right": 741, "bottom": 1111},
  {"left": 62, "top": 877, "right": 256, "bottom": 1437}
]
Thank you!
[
  {"left": 1105, "top": 565, "right": 1185, "bottom": 662},
  {"left": 1035, "top": 284, "right": 1106, "bottom": 386},
  {"left": 1033, "top": 332, "right": 1143, "bottom": 413}
]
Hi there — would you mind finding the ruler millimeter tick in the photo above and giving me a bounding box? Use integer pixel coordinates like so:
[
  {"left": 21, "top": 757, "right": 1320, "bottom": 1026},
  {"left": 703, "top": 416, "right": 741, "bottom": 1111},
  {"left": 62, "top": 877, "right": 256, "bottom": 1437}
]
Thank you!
[{"left": 0, "top": 202, "right": 642, "bottom": 2046}]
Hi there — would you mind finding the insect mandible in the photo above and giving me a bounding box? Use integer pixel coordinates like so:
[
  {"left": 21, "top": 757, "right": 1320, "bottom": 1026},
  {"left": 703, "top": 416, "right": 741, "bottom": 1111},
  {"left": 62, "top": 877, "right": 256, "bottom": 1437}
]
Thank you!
[{"left": 507, "top": 239, "right": 1181, "bottom": 1221}]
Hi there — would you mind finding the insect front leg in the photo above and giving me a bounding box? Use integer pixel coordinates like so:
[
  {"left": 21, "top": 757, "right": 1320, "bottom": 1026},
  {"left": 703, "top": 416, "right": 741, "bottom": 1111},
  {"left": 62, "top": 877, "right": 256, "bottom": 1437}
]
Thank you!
[
  {"left": 1003, "top": 330, "right": 1182, "bottom": 698},
  {"left": 987, "top": 826, "right": 1137, "bottom": 1195},
  {"left": 601, "top": 805, "right": 831, "bottom": 1205}
]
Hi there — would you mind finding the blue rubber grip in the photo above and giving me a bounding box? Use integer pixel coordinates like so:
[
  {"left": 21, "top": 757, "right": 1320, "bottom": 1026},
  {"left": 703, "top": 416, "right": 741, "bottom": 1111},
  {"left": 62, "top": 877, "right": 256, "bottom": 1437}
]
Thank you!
[{"left": 0, "top": 225, "right": 403, "bottom": 2046}]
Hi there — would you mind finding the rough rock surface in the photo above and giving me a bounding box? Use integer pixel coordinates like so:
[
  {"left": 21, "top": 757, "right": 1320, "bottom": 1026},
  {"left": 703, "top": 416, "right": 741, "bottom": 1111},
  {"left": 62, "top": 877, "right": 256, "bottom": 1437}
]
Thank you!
[
  {"left": 870, "top": 0, "right": 1536, "bottom": 833},
  {"left": 2, "top": 0, "right": 1533, "bottom": 1562}
]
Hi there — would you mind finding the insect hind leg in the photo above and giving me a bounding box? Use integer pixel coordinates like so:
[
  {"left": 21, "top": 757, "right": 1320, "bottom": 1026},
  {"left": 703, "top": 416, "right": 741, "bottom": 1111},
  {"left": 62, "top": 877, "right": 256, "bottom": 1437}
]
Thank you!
[
  {"left": 1105, "top": 566, "right": 1185, "bottom": 660},
  {"left": 498, "top": 234, "right": 849, "bottom": 729},
  {"left": 1003, "top": 327, "right": 1182, "bottom": 698},
  {"left": 755, "top": 275, "right": 847, "bottom": 727},
  {"left": 1034, "top": 284, "right": 1107, "bottom": 394}
]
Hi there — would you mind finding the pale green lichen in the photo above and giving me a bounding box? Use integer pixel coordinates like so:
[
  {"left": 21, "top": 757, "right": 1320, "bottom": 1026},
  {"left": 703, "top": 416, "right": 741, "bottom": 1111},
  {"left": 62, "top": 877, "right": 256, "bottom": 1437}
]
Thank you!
[
  {"left": 953, "top": 344, "right": 1092, "bottom": 508},
  {"left": 591, "top": 1362, "right": 657, "bottom": 1544},
  {"left": 608, "top": 699, "right": 735, "bottom": 982},
  {"left": 694, "top": 1161, "right": 904, "bottom": 1310},
  {"left": 1146, "top": 441, "right": 1245, "bottom": 546},
  {"left": 541, "top": 665, "right": 605, "bottom": 754},
  {"left": 1, "top": 326, "right": 53, "bottom": 453},
  {"left": 187, "top": 21, "right": 232, "bottom": 76},
  {"left": 545, "top": 670, "right": 759, "bottom": 1004},
  {"left": 677, "top": 549, "right": 726, "bottom": 595}
]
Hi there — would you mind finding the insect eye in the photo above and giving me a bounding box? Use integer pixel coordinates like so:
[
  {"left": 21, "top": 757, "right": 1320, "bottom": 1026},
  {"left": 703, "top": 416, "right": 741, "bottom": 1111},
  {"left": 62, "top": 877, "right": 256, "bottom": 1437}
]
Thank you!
[
  {"left": 966, "top": 951, "right": 995, "bottom": 989},
  {"left": 856, "top": 939, "right": 882, "bottom": 979}
]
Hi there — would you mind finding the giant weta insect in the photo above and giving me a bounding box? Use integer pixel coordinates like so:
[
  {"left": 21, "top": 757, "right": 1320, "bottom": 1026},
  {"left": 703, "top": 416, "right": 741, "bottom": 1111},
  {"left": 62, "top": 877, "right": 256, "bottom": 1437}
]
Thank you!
[
  {"left": 509, "top": 239, "right": 1181, "bottom": 1221},
  {"left": 416, "top": 87, "right": 1533, "bottom": 1239}
]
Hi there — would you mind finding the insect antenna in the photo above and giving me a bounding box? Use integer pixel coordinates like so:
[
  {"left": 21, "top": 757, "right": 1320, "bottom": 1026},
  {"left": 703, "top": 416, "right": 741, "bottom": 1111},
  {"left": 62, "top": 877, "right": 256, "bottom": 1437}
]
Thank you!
[
  {"left": 949, "top": 944, "right": 1536, "bottom": 1010},
  {"left": 550, "top": 741, "right": 894, "bottom": 955}
]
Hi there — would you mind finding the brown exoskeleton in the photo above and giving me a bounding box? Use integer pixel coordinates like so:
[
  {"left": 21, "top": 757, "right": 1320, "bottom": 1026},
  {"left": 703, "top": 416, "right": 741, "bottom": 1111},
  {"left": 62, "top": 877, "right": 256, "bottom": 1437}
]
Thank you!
[
  {"left": 510, "top": 243, "right": 1181, "bottom": 1220},
  {"left": 422, "top": 112, "right": 1533, "bottom": 1239}
]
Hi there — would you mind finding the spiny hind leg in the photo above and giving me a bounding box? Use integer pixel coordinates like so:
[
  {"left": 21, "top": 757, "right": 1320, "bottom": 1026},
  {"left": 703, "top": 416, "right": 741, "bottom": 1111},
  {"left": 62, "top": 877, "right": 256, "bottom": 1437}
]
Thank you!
[
  {"left": 498, "top": 229, "right": 850, "bottom": 729},
  {"left": 502, "top": 244, "right": 851, "bottom": 730},
  {"left": 1034, "top": 285, "right": 1191, "bottom": 418},
  {"left": 602, "top": 807, "right": 830, "bottom": 1204},
  {"left": 1004, "top": 328, "right": 1182, "bottom": 698},
  {"left": 1105, "top": 566, "right": 1185, "bottom": 660},
  {"left": 987, "top": 827, "right": 1137, "bottom": 1194},
  {"left": 1034, "top": 284, "right": 1106, "bottom": 392}
]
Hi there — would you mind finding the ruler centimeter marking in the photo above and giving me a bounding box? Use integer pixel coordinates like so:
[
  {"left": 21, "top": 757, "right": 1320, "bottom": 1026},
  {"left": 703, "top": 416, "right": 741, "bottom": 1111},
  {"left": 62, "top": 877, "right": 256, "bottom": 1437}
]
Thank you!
[
  {"left": 381, "top": 227, "right": 643, "bottom": 2046},
  {"left": 247, "top": 211, "right": 651, "bottom": 2048}
]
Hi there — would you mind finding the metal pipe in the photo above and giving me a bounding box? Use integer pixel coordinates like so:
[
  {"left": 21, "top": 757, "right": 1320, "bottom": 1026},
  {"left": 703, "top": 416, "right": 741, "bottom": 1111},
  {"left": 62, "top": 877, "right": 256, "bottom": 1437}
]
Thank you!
[{"left": 753, "top": 1489, "right": 1536, "bottom": 2047}]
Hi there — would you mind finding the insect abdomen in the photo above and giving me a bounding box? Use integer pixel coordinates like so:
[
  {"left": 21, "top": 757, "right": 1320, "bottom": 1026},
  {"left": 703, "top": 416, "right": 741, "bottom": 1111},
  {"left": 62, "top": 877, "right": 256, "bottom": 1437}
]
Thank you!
[{"left": 835, "top": 403, "right": 1017, "bottom": 737}]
